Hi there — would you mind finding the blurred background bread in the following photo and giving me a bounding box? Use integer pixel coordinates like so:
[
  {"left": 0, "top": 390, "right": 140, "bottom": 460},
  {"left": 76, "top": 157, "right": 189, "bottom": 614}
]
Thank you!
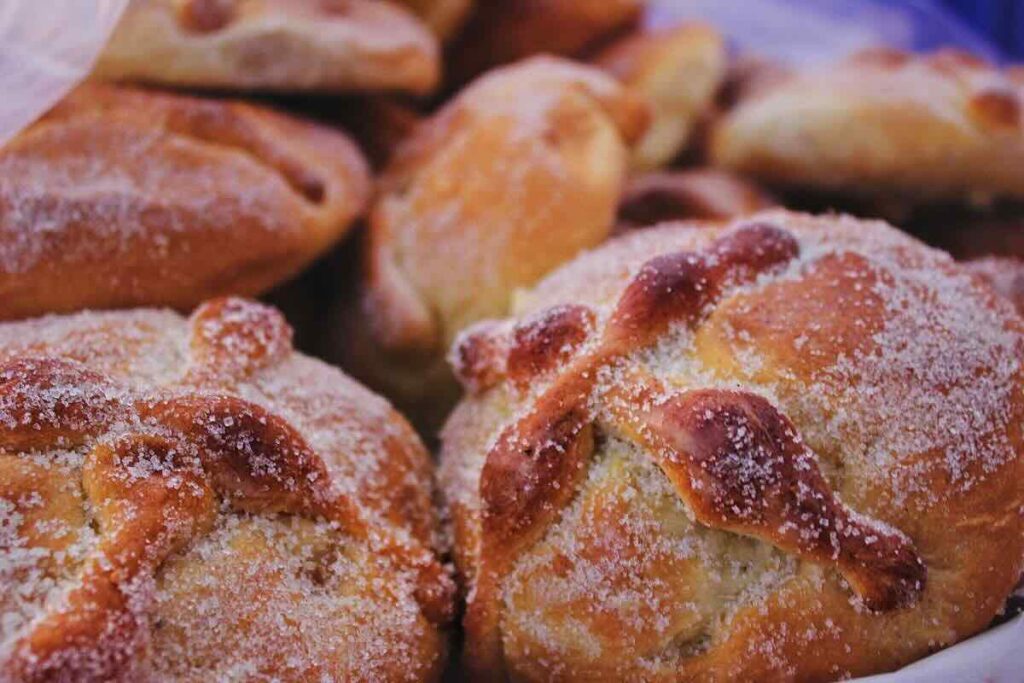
[
  {"left": 617, "top": 168, "right": 777, "bottom": 230},
  {"left": 0, "top": 83, "right": 370, "bottom": 322},
  {"left": 445, "top": 0, "right": 646, "bottom": 87},
  {"left": 95, "top": 0, "right": 441, "bottom": 94},
  {"left": 333, "top": 56, "right": 649, "bottom": 435},
  {"left": 712, "top": 47, "right": 1024, "bottom": 205},
  {"left": 593, "top": 23, "right": 727, "bottom": 170}
]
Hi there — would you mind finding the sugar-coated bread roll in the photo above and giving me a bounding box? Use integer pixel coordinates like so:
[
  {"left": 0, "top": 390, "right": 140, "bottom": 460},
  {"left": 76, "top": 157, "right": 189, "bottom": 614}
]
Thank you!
[
  {"left": 712, "top": 48, "right": 1024, "bottom": 203},
  {"left": 0, "top": 297, "right": 452, "bottom": 681},
  {"left": 594, "top": 24, "right": 727, "bottom": 170},
  {"left": 95, "top": 0, "right": 440, "bottom": 94},
  {"left": 339, "top": 57, "right": 648, "bottom": 433},
  {"left": 446, "top": 0, "right": 645, "bottom": 87},
  {"left": 441, "top": 210, "right": 1024, "bottom": 680},
  {"left": 0, "top": 83, "right": 370, "bottom": 322}
]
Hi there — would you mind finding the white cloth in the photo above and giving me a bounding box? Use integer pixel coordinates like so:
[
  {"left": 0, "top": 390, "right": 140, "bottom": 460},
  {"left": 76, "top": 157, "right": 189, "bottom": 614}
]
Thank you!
[{"left": 0, "top": 0, "right": 127, "bottom": 146}]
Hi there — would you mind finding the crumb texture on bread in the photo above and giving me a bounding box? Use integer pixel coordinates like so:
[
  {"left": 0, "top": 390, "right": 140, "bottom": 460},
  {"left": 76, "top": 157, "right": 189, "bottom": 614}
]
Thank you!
[
  {"left": 441, "top": 210, "right": 1024, "bottom": 681},
  {"left": 0, "top": 298, "right": 452, "bottom": 682},
  {"left": 0, "top": 84, "right": 370, "bottom": 322},
  {"left": 95, "top": 0, "right": 441, "bottom": 94}
]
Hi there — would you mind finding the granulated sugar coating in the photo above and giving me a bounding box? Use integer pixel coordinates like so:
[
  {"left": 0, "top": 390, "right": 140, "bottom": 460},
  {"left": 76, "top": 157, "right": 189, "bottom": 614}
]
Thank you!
[
  {"left": 0, "top": 297, "right": 452, "bottom": 682},
  {"left": 440, "top": 209, "right": 1024, "bottom": 681},
  {"left": 0, "top": 83, "right": 371, "bottom": 321}
]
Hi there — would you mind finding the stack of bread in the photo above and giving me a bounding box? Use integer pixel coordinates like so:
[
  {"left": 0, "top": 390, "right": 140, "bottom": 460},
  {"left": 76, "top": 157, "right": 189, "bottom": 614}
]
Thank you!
[{"left": 1, "top": 1, "right": 1023, "bottom": 681}]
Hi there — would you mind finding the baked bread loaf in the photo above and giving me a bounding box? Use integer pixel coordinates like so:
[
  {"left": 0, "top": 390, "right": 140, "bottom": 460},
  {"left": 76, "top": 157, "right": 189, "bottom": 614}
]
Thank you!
[
  {"left": 339, "top": 57, "right": 648, "bottom": 433},
  {"left": 0, "top": 83, "right": 370, "bottom": 322},
  {"left": 440, "top": 210, "right": 1024, "bottom": 680},
  {"left": 396, "top": 0, "right": 473, "bottom": 39},
  {"left": 712, "top": 48, "right": 1024, "bottom": 202},
  {"left": 617, "top": 169, "right": 776, "bottom": 230},
  {"left": 446, "top": 0, "right": 645, "bottom": 87},
  {"left": 0, "top": 297, "right": 452, "bottom": 681},
  {"left": 95, "top": 0, "right": 440, "bottom": 94},
  {"left": 594, "top": 24, "right": 727, "bottom": 170}
]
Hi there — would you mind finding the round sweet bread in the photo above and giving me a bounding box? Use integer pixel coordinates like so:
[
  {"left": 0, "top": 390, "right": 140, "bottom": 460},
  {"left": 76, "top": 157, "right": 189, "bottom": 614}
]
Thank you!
[
  {"left": 339, "top": 56, "right": 648, "bottom": 433},
  {"left": 712, "top": 48, "right": 1024, "bottom": 203},
  {"left": 0, "top": 298, "right": 452, "bottom": 681},
  {"left": 440, "top": 210, "right": 1024, "bottom": 680},
  {"left": 0, "top": 83, "right": 370, "bottom": 322},
  {"left": 95, "top": 0, "right": 440, "bottom": 94}
]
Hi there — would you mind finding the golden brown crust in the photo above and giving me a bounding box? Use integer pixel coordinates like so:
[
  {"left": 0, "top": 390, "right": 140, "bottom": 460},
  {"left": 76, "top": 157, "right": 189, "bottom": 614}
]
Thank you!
[
  {"left": 0, "top": 83, "right": 370, "bottom": 322},
  {"left": 95, "top": 0, "right": 440, "bottom": 94},
  {"left": 441, "top": 210, "right": 1024, "bottom": 680},
  {"left": 0, "top": 298, "right": 452, "bottom": 681},
  {"left": 445, "top": 0, "right": 645, "bottom": 87},
  {"left": 712, "top": 48, "right": 1024, "bottom": 202},
  {"left": 617, "top": 169, "right": 777, "bottom": 231},
  {"left": 593, "top": 23, "right": 727, "bottom": 169},
  {"left": 337, "top": 57, "right": 647, "bottom": 433}
]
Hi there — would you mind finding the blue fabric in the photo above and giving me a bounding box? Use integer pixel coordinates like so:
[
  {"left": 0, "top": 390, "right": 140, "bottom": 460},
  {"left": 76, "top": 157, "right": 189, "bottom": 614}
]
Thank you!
[
  {"left": 932, "top": 0, "right": 1022, "bottom": 59},
  {"left": 653, "top": 1, "right": 1016, "bottom": 65}
]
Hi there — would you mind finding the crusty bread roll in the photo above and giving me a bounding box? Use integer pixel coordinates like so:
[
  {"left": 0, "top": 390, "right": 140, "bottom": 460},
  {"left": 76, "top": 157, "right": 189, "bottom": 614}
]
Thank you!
[
  {"left": 0, "top": 297, "right": 452, "bottom": 681},
  {"left": 0, "top": 83, "right": 370, "bottom": 322},
  {"left": 337, "top": 57, "right": 648, "bottom": 433},
  {"left": 594, "top": 24, "right": 727, "bottom": 170},
  {"left": 441, "top": 210, "right": 1024, "bottom": 680},
  {"left": 446, "top": 0, "right": 645, "bottom": 87},
  {"left": 712, "top": 48, "right": 1024, "bottom": 202},
  {"left": 395, "top": 0, "right": 473, "bottom": 39},
  {"left": 95, "top": 0, "right": 440, "bottom": 94},
  {"left": 617, "top": 169, "right": 776, "bottom": 230}
]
